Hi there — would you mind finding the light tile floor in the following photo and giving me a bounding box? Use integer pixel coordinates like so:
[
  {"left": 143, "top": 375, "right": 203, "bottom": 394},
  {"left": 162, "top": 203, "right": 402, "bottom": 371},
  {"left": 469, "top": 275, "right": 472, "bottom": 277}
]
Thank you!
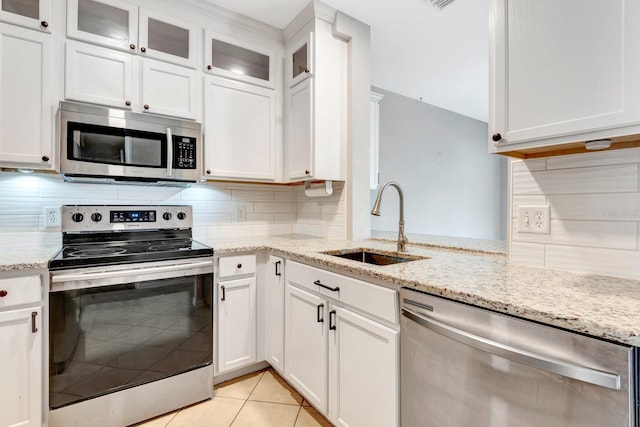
[{"left": 134, "top": 369, "right": 333, "bottom": 427}]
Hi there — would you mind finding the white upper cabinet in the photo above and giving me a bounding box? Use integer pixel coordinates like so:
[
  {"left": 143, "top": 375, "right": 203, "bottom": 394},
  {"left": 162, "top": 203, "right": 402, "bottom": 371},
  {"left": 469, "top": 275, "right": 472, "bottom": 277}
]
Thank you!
[
  {"left": 284, "top": 7, "right": 346, "bottom": 182},
  {"left": 141, "top": 58, "right": 197, "bottom": 119},
  {"left": 203, "top": 75, "right": 276, "bottom": 180},
  {"left": 204, "top": 30, "right": 275, "bottom": 88},
  {"left": 67, "top": 0, "right": 197, "bottom": 68},
  {"left": 0, "top": 23, "right": 54, "bottom": 170},
  {"left": 0, "top": 0, "right": 51, "bottom": 32},
  {"left": 490, "top": 0, "right": 640, "bottom": 156}
]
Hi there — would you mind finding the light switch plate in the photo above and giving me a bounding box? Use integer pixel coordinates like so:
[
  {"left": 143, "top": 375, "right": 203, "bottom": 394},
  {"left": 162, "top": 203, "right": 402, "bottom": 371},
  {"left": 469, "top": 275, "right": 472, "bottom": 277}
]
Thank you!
[{"left": 517, "top": 206, "right": 550, "bottom": 234}]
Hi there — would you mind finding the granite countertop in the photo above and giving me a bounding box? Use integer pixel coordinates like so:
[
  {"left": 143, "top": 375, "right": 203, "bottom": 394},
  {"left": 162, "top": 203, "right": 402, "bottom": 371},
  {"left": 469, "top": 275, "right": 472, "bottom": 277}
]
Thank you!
[{"left": 2, "top": 233, "right": 639, "bottom": 347}]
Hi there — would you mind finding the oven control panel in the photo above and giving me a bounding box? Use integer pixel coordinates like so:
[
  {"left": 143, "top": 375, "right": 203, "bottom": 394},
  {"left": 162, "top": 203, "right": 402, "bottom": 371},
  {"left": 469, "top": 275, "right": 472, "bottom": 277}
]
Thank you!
[{"left": 62, "top": 205, "right": 192, "bottom": 232}]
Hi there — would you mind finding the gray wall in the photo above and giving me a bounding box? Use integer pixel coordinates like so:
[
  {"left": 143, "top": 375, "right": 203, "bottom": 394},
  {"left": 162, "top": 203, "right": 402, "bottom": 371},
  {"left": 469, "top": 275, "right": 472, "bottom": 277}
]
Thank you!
[{"left": 371, "top": 87, "right": 507, "bottom": 240}]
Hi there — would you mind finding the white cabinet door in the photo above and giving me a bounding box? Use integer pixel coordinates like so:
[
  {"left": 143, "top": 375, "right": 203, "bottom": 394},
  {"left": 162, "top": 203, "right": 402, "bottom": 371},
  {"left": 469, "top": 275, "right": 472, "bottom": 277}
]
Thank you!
[
  {"left": 286, "top": 30, "right": 312, "bottom": 88},
  {"left": 0, "top": 306, "right": 42, "bottom": 427},
  {"left": 66, "top": 0, "right": 138, "bottom": 52},
  {"left": 490, "top": 0, "right": 640, "bottom": 153},
  {"left": 65, "top": 40, "right": 133, "bottom": 110},
  {"left": 284, "top": 283, "right": 327, "bottom": 413},
  {"left": 328, "top": 305, "right": 399, "bottom": 427},
  {"left": 287, "top": 77, "right": 313, "bottom": 180},
  {"left": 265, "top": 256, "right": 284, "bottom": 373},
  {"left": 203, "top": 75, "right": 276, "bottom": 180},
  {"left": 0, "top": 23, "right": 53, "bottom": 169},
  {"left": 139, "top": 9, "right": 197, "bottom": 69},
  {"left": 0, "top": 0, "right": 51, "bottom": 32},
  {"left": 141, "top": 58, "right": 197, "bottom": 120},
  {"left": 217, "top": 276, "right": 257, "bottom": 373}
]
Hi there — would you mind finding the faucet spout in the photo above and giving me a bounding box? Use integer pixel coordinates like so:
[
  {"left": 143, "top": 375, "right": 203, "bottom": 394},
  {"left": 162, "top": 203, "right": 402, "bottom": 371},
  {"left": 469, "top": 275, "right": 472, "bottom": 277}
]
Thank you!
[{"left": 371, "top": 181, "right": 408, "bottom": 252}]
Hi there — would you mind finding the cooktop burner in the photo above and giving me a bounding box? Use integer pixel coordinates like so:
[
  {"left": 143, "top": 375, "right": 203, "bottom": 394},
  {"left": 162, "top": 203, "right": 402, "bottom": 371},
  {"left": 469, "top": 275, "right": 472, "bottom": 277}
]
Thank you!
[{"left": 48, "top": 205, "right": 213, "bottom": 270}]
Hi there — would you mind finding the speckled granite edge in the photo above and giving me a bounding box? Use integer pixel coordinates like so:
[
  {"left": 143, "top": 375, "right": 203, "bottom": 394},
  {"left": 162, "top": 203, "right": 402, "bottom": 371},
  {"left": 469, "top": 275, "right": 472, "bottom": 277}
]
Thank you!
[{"left": 2, "top": 234, "right": 639, "bottom": 347}]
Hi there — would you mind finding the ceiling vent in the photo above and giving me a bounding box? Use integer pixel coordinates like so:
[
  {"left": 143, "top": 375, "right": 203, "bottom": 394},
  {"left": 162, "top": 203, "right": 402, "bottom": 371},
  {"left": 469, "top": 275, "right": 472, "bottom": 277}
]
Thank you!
[{"left": 430, "top": 0, "right": 456, "bottom": 8}]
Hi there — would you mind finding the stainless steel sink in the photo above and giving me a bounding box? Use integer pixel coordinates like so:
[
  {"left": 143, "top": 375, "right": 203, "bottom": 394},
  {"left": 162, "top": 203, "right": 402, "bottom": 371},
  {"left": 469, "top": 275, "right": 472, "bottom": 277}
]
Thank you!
[{"left": 322, "top": 248, "right": 427, "bottom": 266}]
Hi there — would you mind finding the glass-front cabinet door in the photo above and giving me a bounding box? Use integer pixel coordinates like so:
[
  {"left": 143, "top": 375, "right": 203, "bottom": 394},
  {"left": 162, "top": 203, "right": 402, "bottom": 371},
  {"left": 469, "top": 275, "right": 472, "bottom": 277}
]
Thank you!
[
  {"left": 287, "top": 31, "right": 312, "bottom": 88},
  {"left": 204, "top": 31, "right": 274, "bottom": 88},
  {"left": 66, "top": 0, "right": 138, "bottom": 52},
  {"left": 0, "top": 0, "right": 51, "bottom": 32},
  {"left": 139, "top": 9, "right": 196, "bottom": 68}
]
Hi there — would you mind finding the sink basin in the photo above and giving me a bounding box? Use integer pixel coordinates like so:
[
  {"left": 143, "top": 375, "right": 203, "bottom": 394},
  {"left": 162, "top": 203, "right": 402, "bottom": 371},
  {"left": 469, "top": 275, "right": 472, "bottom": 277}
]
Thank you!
[{"left": 322, "top": 248, "right": 427, "bottom": 266}]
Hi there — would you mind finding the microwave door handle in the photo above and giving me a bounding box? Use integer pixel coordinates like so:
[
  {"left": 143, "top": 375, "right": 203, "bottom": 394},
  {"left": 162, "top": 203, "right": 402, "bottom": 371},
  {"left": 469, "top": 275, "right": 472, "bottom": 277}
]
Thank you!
[{"left": 166, "top": 127, "right": 173, "bottom": 177}]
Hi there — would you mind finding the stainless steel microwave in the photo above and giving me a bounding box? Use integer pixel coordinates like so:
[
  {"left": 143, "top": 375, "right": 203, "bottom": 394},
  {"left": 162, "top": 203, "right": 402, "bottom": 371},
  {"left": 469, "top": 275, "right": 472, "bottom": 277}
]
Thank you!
[{"left": 59, "top": 101, "right": 202, "bottom": 184}]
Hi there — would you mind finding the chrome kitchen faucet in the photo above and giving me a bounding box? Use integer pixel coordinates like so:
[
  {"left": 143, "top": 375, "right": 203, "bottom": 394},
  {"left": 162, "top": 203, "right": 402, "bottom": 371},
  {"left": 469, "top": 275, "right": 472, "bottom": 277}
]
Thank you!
[{"left": 371, "top": 181, "right": 408, "bottom": 252}]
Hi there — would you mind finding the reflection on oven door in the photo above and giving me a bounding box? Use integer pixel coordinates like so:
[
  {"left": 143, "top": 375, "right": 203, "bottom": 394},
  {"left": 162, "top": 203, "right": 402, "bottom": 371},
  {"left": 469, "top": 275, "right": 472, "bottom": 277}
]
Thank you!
[{"left": 49, "top": 274, "right": 213, "bottom": 409}]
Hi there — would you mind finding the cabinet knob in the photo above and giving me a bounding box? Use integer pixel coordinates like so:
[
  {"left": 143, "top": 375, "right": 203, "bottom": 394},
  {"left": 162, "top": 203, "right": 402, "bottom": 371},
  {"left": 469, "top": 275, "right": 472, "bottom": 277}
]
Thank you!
[
  {"left": 492, "top": 133, "right": 502, "bottom": 142},
  {"left": 305, "top": 170, "right": 310, "bottom": 175},
  {"left": 143, "top": 104, "right": 149, "bottom": 110},
  {"left": 140, "top": 46, "right": 147, "bottom": 53},
  {"left": 207, "top": 65, "right": 212, "bottom": 70},
  {"left": 0, "top": 290, "right": 7, "bottom": 297},
  {"left": 237, "top": 263, "right": 242, "bottom": 269},
  {"left": 206, "top": 170, "right": 211, "bottom": 175},
  {"left": 40, "top": 21, "right": 49, "bottom": 28},
  {"left": 41, "top": 155, "right": 50, "bottom": 162},
  {"left": 129, "top": 43, "right": 136, "bottom": 50},
  {"left": 304, "top": 68, "right": 310, "bottom": 73},
  {"left": 125, "top": 100, "right": 131, "bottom": 106}
]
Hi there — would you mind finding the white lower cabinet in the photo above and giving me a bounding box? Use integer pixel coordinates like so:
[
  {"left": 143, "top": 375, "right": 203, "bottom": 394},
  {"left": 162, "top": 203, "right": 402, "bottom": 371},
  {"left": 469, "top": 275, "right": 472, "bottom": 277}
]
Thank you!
[
  {"left": 328, "top": 305, "right": 398, "bottom": 427},
  {"left": 216, "top": 255, "right": 257, "bottom": 374},
  {"left": 284, "top": 283, "right": 328, "bottom": 412},
  {"left": 284, "top": 261, "right": 399, "bottom": 427},
  {"left": 0, "top": 274, "right": 42, "bottom": 427},
  {"left": 265, "top": 256, "right": 285, "bottom": 373}
]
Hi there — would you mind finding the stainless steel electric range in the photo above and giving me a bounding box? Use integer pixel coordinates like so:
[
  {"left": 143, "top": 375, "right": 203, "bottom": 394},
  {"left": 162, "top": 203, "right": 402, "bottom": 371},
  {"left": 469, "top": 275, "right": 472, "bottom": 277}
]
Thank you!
[{"left": 48, "top": 205, "right": 214, "bottom": 427}]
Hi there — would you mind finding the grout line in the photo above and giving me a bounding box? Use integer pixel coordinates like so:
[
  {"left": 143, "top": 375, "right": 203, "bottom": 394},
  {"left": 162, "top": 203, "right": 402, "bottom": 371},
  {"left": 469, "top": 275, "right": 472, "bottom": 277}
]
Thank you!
[
  {"left": 227, "top": 371, "right": 265, "bottom": 426},
  {"left": 162, "top": 410, "right": 179, "bottom": 427},
  {"left": 292, "top": 405, "right": 303, "bottom": 427}
]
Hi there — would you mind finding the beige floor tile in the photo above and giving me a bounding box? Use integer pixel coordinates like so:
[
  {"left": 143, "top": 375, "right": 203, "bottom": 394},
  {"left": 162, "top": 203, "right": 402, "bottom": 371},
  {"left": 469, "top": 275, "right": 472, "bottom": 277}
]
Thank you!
[
  {"left": 294, "top": 407, "right": 333, "bottom": 427},
  {"left": 215, "top": 371, "right": 264, "bottom": 399},
  {"left": 231, "top": 401, "right": 300, "bottom": 427},
  {"left": 132, "top": 411, "right": 178, "bottom": 427},
  {"left": 249, "top": 370, "right": 303, "bottom": 405},
  {"left": 166, "top": 397, "right": 244, "bottom": 427}
]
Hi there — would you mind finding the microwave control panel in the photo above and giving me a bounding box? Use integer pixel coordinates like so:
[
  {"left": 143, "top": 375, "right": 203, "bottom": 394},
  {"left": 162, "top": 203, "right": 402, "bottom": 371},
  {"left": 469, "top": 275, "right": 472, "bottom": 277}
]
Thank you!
[{"left": 174, "top": 136, "right": 197, "bottom": 169}]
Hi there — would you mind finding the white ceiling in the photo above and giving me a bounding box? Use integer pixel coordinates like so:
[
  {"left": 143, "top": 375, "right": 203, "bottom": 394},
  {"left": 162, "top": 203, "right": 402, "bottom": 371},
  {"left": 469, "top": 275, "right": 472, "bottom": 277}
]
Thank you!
[{"left": 205, "top": 0, "right": 489, "bottom": 122}]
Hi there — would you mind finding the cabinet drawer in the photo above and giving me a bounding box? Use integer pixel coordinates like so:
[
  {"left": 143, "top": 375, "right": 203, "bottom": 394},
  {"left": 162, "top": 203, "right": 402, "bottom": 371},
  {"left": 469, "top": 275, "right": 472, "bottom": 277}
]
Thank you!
[
  {"left": 0, "top": 275, "right": 41, "bottom": 309},
  {"left": 219, "top": 254, "right": 256, "bottom": 278},
  {"left": 287, "top": 261, "right": 397, "bottom": 324}
]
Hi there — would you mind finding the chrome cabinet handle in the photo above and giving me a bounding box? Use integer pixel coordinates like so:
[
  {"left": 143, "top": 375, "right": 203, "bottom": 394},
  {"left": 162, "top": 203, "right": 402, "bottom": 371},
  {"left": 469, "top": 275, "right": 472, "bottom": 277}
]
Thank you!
[
  {"left": 314, "top": 280, "right": 339, "bottom": 292},
  {"left": 401, "top": 307, "right": 621, "bottom": 390}
]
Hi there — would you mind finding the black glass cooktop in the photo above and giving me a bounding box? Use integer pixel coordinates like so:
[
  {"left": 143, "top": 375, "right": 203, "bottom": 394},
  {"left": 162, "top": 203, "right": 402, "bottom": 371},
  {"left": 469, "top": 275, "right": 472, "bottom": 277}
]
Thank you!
[{"left": 49, "top": 234, "right": 213, "bottom": 270}]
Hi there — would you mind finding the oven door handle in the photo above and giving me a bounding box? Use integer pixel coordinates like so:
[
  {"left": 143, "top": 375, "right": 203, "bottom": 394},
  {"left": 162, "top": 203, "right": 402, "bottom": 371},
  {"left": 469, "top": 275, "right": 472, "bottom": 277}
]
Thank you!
[
  {"left": 401, "top": 307, "right": 622, "bottom": 390},
  {"left": 51, "top": 260, "right": 212, "bottom": 283}
]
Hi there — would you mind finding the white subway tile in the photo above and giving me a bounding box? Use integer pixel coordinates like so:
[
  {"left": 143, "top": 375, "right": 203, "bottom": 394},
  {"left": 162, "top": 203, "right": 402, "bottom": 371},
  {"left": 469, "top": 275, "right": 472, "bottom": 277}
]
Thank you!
[
  {"left": 0, "top": 215, "right": 41, "bottom": 232},
  {"left": 512, "top": 219, "right": 637, "bottom": 250},
  {"left": 513, "top": 165, "right": 637, "bottom": 195},
  {"left": 208, "top": 201, "right": 253, "bottom": 214},
  {"left": 509, "top": 242, "right": 545, "bottom": 267},
  {"left": 206, "top": 224, "right": 253, "bottom": 239},
  {"left": 545, "top": 245, "right": 640, "bottom": 280},
  {"left": 511, "top": 159, "right": 546, "bottom": 173},
  {"left": 274, "top": 213, "right": 296, "bottom": 223},
  {"left": 41, "top": 181, "right": 117, "bottom": 200},
  {"left": 246, "top": 213, "right": 274, "bottom": 223},
  {"left": 549, "top": 193, "right": 640, "bottom": 221},
  {"left": 116, "top": 186, "right": 182, "bottom": 201},
  {"left": 180, "top": 186, "right": 231, "bottom": 201},
  {"left": 254, "top": 202, "right": 295, "bottom": 214},
  {"left": 274, "top": 191, "right": 296, "bottom": 202},
  {"left": 546, "top": 147, "right": 640, "bottom": 170},
  {"left": 231, "top": 189, "right": 274, "bottom": 202}
]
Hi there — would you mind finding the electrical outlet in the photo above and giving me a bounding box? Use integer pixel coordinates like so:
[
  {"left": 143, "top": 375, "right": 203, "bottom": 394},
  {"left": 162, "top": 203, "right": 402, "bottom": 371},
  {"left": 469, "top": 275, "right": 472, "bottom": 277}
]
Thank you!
[
  {"left": 44, "top": 206, "right": 61, "bottom": 230},
  {"left": 236, "top": 206, "right": 246, "bottom": 221},
  {"left": 517, "top": 205, "right": 550, "bottom": 234}
]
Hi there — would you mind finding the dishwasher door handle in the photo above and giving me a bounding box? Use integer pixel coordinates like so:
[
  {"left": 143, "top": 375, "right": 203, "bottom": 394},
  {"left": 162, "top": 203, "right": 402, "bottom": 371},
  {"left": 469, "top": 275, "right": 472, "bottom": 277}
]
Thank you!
[{"left": 401, "top": 307, "right": 621, "bottom": 391}]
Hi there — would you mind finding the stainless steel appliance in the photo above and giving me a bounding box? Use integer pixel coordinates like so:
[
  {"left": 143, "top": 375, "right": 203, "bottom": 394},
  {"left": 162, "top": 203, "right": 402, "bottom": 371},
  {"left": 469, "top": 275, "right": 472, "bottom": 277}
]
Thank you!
[
  {"left": 400, "top": 288, "right": 639, "bottom": 427},
  {"left": 59, "top": 101, "right": 202, "bottom": 184},
  {"left": 48, "top": 205, "right": 213, "bottom": 427}
]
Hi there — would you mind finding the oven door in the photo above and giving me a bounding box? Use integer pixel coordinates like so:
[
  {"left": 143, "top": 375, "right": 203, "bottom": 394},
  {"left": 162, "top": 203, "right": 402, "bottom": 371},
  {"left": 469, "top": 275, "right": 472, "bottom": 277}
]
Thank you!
[{"left": 49, "top": 258, "right": 213, "bottom": 410}]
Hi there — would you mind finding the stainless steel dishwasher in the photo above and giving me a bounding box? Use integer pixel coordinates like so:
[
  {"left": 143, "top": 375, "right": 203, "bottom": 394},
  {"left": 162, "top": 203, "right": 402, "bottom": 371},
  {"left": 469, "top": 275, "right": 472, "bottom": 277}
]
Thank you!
[{"left": 400, "top": 288, "right": 639, "bottom": 427}]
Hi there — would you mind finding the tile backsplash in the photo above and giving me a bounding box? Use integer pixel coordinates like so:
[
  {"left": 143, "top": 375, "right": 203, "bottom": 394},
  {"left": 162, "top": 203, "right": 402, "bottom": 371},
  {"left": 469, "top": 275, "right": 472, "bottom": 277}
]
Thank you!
[
  {"left": 0, "top": 172, "right": 346, "bottom": 246},
  {"left": 510, "top": 148, "right": 640, "bottom": 280}
]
